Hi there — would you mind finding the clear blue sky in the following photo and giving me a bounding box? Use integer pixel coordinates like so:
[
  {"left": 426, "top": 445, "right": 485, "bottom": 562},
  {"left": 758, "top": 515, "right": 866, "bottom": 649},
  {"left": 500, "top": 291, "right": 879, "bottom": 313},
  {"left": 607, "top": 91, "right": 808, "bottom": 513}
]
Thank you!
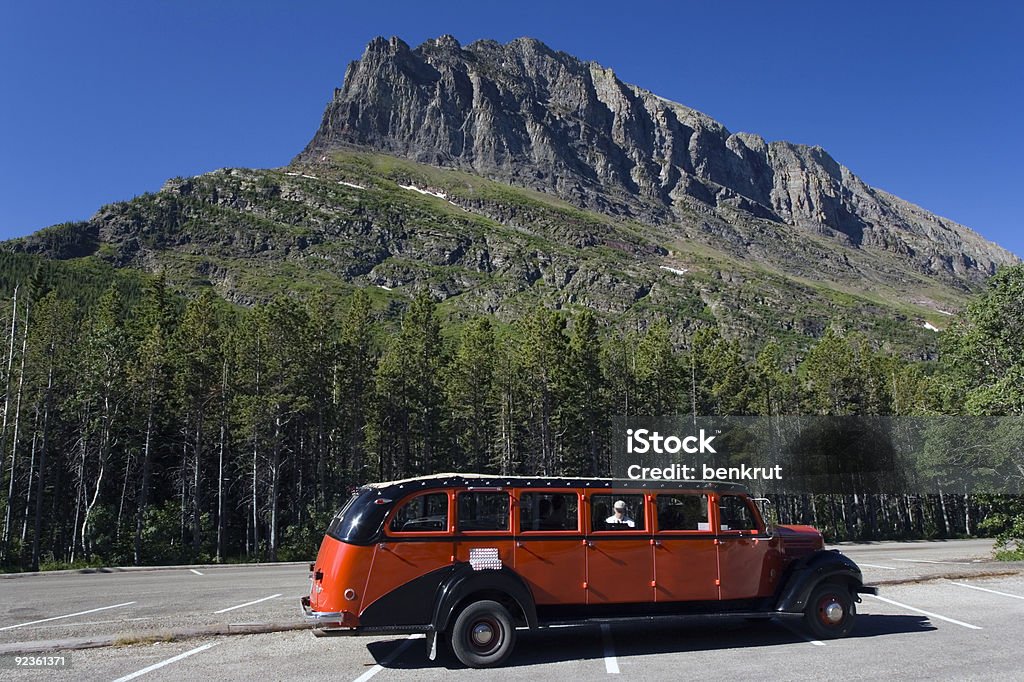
[{"left": 2, "top": 1, "right": 1022, "bottom": 257}]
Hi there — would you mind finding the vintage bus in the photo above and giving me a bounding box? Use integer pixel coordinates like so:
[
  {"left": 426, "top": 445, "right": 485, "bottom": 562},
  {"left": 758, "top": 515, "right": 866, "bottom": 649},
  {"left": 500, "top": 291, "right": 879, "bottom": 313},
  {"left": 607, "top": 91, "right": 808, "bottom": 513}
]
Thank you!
[{"left": 301, "top": 473, "right": 876, "bottom": 667}]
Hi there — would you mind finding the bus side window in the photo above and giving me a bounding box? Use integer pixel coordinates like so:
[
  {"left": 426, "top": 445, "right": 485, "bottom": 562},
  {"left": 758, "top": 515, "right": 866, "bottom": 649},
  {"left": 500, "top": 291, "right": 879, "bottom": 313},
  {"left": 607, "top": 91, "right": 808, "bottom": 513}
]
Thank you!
[
  {"left": 590, "top": 494, "right": 645, "bottom": 531},
  {"left": 458, "top": 491, "right": 510, "bottom": 532},
  {"left": 519, "top": 492, "right": 578, "bottom": 531},
  {"left": 656, "top": 494, "right": 709, "bottom": 531},
  {"left": 719, "top": 495, "right": 757, "bottom": 532},
  {"left": 389, "top": 492, "right": 448, "bottom": 532}
]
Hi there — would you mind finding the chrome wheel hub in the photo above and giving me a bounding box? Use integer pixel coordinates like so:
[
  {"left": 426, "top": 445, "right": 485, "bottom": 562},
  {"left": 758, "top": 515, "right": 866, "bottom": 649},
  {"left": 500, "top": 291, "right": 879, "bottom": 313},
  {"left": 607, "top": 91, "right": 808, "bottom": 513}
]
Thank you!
[
  {"left": 824, "top": 601, "right": 844, "bottom": 624},
  {"left": 472, "top": 622, "right": 495, "bottom": 646}
]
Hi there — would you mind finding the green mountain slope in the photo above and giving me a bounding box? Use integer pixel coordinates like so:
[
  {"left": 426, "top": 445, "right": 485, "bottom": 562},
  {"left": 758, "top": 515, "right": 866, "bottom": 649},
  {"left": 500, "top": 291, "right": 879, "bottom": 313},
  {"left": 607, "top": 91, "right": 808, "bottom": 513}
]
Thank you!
[{"left": 4, "top": 150, "right": 974, "bottom": 357}]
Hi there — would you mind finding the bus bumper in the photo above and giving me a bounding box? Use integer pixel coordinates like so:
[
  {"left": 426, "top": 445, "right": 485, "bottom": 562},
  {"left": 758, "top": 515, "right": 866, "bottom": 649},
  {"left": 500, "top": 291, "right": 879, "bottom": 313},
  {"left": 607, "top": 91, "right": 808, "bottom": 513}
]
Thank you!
[{"left": 300, "top": 596, "right": 360, "bottom": 628}]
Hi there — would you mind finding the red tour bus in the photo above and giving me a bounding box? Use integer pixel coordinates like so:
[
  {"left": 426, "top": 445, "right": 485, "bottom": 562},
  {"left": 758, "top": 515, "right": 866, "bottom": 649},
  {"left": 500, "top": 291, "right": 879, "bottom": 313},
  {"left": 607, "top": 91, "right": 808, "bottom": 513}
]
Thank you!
[{"left": 302, "top": 473, "right": 876, "bottom": 667}]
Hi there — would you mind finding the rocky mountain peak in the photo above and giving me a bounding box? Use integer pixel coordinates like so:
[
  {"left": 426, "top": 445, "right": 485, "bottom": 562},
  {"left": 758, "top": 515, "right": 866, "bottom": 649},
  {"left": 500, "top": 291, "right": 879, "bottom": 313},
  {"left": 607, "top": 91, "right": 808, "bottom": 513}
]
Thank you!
[{"left": 301, "top": 35, "right": 1018, "bottom": 283}]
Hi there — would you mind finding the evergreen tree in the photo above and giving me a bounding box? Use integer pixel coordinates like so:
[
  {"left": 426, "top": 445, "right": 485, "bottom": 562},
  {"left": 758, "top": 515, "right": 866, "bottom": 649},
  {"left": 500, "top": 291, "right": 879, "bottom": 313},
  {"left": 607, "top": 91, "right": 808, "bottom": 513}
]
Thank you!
[
  {"left": 24, "top": 292, "right": 76, "bottom": 569},
  {"left": 128, "top": 276, "right": 176, "bottom": 564},
  {"left": 633, "top": 320, "right": 681, "bottom": 416},
  {"left": 305, "top": 293, "right": 339, "bottom": 515},
  {"left": 752, "top": 341, "right": 797, "bottom": 416},
  {"left": 689, "top": 327, "right": 755, "bottom": 416},
  {"left": 338, "top": 291, "right": 375, "bottom": 486},
  {"left": 941, "top": 264, "right": 1024, "bottom": 415},
  {"left": 173, "top": 290, "right": 223, "bottom": 557},
  {"left": 259, "top": 296, "right": 312, "bottom": 561},
  {"left": 445, "top": 317, "right": 499, "bottom": 473},
  {"left": 562, "top": 311, "right": 607, "bottom": 475},
  {"left": 518, "top": 307, "right": 569, "bottom": 474},
  {"left": 799, "top": 328, "right": 866, "bottom": 416},
  {"left": 231, "top": 307, "right": 269, "bottom": 558},
  {"left": 369, "top": 293, "right": 445, "bottom": 480},
  {"left": 73, "top": 285, "right": 131, "bottom": 561}
]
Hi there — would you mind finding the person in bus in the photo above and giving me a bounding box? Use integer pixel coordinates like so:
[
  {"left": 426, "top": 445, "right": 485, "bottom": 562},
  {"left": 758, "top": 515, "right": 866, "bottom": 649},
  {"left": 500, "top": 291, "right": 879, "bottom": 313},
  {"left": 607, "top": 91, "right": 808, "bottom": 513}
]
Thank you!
[{"left": 605, "top": 499, "right": 635, "bottom": 527}]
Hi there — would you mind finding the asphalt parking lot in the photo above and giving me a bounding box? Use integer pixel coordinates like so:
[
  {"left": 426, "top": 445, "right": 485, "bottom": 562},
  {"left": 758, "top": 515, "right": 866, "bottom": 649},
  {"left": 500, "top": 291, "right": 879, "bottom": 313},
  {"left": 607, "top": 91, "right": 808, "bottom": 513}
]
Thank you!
[{"left": 1, "top": 539, "right": 1022, "bottom": 680}]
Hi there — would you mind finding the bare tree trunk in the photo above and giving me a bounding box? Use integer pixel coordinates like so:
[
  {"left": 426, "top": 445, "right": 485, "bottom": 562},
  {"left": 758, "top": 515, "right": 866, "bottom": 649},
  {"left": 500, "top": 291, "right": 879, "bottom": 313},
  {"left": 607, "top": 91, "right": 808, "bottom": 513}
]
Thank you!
[
  {"left": 116, "top": 450, "right": 132, "bottom": 541},
  {"left": 134, "top": 408, "right": 154, "bottom": 565},
  {"left": 244, "top": 495, "right": 251, "bottom": 557},
  {"left": 316, "top": 378, "right": 326, "bottom": 515},
  {"left": 216, "top": 354, "right": 228, "bottom": 563},
  {"left": 2, "top": 325, "right": 27, "bottom": 547},
  {"left": 0, "top": 285, "right": 19, "bottom": 493},
  {"left": 216, "top": 419, "right": 225, "bottom": 563},
  {"left": 540, "top": 389, "right": 551, "bottom": 476},
  {"left": 269, "top": 411, "right": 281, "bottom": 562},
  {"left": 295, "top": 434, "right": 303, "bottom": 528},
  {"left": 70, "top": 430, "right": 87, "bottom": 563},
  {"left": 80, "top": 461, "right": 104, "bottom": 559},
  {"left": 500, "top": 358, "right": 513, "bottom": 476},
  {"left": 1, "top": 289, "right": 25, "bottom": 558},
  {"left": 251, "top": 337, "right": 262, "bottom": 558},
  {"left": 179, "top": 440, "right": 187, "bottom": 547},
  {"left": 251, "top": 430, "right": 260, "bottom": 558},
  {"left": 938, "top": 487, "right": 950, "bottom": 536},
  {"left": 192, "top": 418, "right": 203, "bottom": 557},
  {"left": 31, "top": 362, "right": 54, "bottom": 571},
  {"left": 21, "top": 427, "right": 38, "bottom": 544}
]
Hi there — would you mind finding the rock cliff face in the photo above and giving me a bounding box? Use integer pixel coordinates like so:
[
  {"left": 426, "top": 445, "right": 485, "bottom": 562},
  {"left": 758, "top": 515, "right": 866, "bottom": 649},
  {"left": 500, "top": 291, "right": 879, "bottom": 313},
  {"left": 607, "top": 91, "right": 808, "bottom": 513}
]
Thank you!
[{"left": 301, "top": 35, "right": 1016, "bottom": 281}]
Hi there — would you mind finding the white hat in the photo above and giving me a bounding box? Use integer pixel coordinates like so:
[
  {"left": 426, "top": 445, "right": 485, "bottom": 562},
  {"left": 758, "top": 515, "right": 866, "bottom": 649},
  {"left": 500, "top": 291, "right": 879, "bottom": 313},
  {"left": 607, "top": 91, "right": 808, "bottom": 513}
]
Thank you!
[{"left": 613, "top": 500, "right": 626, "bottom": 510}]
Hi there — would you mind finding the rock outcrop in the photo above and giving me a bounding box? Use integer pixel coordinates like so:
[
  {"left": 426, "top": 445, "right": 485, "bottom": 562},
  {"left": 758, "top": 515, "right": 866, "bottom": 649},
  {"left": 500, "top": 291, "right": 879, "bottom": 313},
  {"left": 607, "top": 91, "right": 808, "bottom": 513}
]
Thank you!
[{"left": 300, "top": 35, "right": 1017, "bottom": 281}]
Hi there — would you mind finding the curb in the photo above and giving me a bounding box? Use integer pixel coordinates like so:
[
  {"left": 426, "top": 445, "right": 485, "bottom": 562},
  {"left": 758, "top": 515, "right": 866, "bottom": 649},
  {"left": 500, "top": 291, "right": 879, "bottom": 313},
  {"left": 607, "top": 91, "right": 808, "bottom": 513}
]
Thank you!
[
  {"left": 0, "top": 622, "right": 311, "bottom": 655},
  {"left": 870, "top": 567, "right": 1024, "bottom": 587},
  {"left": 0, "top": 561, "right": 308, "bottom": 580}
]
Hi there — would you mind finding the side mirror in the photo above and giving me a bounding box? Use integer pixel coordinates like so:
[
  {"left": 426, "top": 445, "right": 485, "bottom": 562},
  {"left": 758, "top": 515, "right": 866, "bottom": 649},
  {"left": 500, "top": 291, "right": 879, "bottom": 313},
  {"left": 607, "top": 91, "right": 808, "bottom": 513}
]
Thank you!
[{"left": 753, "top": 497, "right": 776, "bottom": 535}]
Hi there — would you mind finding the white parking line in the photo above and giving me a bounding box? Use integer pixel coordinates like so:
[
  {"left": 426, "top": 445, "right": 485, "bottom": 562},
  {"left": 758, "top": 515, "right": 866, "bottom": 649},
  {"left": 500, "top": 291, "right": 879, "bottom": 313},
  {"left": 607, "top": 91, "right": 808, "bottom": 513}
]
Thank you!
[
  {"left": 868, "top": 594, "right": 982, "bottom": 630},
  {"left": 352, "top": 634, "right": 424, "bottom": 682},
  {"left": 858, "top": 563, "right": 897, "bottom": 570},
  {"left": 213, "top": 593, "right": 282, "bottom": 614},
  {"left": 600, "top": 623, "right": 620, "bottom": 673},
  {"left": 0, "top": 601, "right": 136, "bottom": 631},
  {"left": 888, "top": 558, "right": 970, "bottom": 565},
  {"left": 27, "top": 617, "right": 151, "bottom": 631},
  {"left": 773, "top": 618, "right": 826, "bottom": 646},
  {"left": 949, "top": 581, "right": 1024, "bottom": 601},
  {"left": 111, "top": 642, "right": 219, "bottom": 682},
  {"left": 190, "top": 569, "right": 204, "bottom": 576}
]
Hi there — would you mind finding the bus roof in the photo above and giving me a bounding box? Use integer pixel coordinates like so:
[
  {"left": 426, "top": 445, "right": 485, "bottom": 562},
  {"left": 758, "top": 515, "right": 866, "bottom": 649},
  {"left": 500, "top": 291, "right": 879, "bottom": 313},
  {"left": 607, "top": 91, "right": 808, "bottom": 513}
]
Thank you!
[{"left": 363, "top": 472, "right": 750, "bottom": 495}]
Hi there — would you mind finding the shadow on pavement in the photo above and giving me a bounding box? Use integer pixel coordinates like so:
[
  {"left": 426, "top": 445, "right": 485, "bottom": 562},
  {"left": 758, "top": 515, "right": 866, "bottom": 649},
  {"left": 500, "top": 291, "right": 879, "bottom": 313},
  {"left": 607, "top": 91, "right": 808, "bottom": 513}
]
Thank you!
[
  {"left": 849, "top": 613, "right": 935, "bottom": 637},
  {"left": 367, "top": 613, "right": 935, "bottom": 670}
]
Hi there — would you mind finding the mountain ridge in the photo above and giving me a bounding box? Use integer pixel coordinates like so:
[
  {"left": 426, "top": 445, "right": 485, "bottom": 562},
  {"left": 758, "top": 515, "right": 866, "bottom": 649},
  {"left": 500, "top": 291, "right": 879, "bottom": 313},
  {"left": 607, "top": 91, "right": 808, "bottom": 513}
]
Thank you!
[{"left": 299, "top": 35, "right": 1016, "bottom": 281}]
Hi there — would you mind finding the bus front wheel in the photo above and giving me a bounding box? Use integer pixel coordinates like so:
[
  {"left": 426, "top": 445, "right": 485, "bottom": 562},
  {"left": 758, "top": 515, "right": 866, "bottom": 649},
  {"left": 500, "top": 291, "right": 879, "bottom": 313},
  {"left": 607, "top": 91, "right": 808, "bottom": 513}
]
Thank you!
[{"left": 449, "top": 599, "right": 516, "bottom": 668}]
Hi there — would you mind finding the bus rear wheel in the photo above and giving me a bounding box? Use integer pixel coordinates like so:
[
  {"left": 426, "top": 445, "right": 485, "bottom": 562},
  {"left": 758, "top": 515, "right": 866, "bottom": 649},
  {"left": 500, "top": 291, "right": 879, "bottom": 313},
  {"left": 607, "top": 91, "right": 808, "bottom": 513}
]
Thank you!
[{"left": 450, "top": 600, "right": 516, "bottom": 668}]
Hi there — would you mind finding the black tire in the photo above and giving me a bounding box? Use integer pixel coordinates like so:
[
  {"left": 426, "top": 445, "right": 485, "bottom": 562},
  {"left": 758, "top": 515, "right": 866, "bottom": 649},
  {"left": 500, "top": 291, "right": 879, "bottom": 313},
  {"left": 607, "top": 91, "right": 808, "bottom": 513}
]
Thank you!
[
  {"left": 449, "top": 599, "right": 517, "bottom": 668},
  {"left": 803, "top": 581, "right": 856, "bottom": 639}
]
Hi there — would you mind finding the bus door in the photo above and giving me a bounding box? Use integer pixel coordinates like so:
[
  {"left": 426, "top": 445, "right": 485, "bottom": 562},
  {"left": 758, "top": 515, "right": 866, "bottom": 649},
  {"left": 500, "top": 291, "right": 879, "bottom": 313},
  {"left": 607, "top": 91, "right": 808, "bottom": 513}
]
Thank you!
[
  {"left": 364, "top": 491, "right": 454, "bottom": 608},
  {"left": 454, "top": 489, "right": 515, "bottom": 573},
  {"left": 714, "top": 493, "right": 781, "bottom": 600},
  {"left": 651, "top": 492, "right": 720, "bottom": 602},
  {"left": 584, "top": 492, "right": 655, "bottom": 604},
  {"left": 513, "top": 490, "right": 586, "bottom": 605}
]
